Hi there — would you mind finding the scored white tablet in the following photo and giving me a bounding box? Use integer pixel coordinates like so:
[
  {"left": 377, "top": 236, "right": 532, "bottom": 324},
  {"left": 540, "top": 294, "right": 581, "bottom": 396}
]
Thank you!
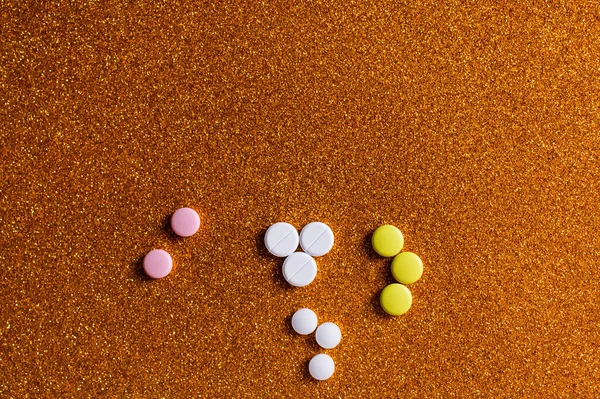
[
  {"left": 299, "top": 222, "right": 334, "bottom": 257},
  {"left": 282, "top": 252, "right": 317, "bottom": 287},
  {"left": 264, "top": 222, "right": 299, "bottom": 257}
]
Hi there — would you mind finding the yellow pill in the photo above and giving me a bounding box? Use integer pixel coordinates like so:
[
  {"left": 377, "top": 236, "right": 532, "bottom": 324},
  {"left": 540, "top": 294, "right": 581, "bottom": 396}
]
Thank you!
[
  {"left": 391, "top": 252, "right": 423, "bottom": 285},
  {"left": 380, "top": 283, "right": 412, "bottom": 316},
  {"left": 371, "top": 225, "right": 404, "bottom": 257}
]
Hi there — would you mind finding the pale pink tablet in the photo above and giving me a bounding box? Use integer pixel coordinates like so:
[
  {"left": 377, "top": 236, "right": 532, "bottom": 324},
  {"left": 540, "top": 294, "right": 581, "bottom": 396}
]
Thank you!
[
  {"left": 143, "top": 249, "right": 173, "bottom": 279},
  {"left": 170, "top": 207, "right": 201, "bottom": 237}
]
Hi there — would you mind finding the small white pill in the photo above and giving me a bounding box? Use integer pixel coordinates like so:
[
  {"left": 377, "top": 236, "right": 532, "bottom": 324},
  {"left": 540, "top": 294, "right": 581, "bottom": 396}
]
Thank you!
[
  {"left": 299, "top": 222, "right": 334, "bottom": 257},
  {"left": 315, "top": 322, "right": 341, "bottom": 349},
  {"left": 264, "top": 222, "right": 299, "bottom": 257},
  {"left": 309, "top": 354, "right": 335, "bottom": 381},
  {"left": 282, "top": 252, "right": 317, "bottom": 287},
  {"left": 291, "top": 308, "right": 318, "bottom": 335}
]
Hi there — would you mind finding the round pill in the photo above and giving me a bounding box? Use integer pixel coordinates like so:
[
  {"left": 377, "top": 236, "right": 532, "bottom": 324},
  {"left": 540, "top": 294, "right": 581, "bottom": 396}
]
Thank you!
[
  {"left": 264, "top": 222, "right": 299, "bottom": 257},
  {"left": 299, "top": 222, "right": 334, "bottom": 257},
  {"left": 371, "top": 225, "right": 404, "bottom": 257},
  {"left": 315, "top": 322, "right": 341, "bottom": 349},
  {"left": 282, "top": 252, "right": 317, "bottom": 287},
  {"left": 143, "top": 249, "right": 173, "bottom": 279},
  {"left": 391, "top": 252, "right": 423, "bottom": 284},
  {"left": 291, "top": 308, "right": 318, "bottom": 335},
  {"left": 380, "top": 283, "right": 412, "bottom": 316},
  {"left": 309, "top": 354, "right": 335, "bottom": 381},
  {"left": 170, "top": 207, "right": 201, "bottom": 237}
]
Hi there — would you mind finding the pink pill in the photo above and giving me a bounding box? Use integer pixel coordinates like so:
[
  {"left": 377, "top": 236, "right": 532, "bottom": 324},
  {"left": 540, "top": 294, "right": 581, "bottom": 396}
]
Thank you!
[
  {"left": 170, "top": 207, "right": 201, "bottom": 237},
  {"left": 143, "top": 249, "right": 173, "bottom": 279}
]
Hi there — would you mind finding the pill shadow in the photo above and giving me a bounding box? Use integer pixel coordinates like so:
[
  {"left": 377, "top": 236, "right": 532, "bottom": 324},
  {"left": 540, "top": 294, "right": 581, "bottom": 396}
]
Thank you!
[
  {"left": 371, "top": 289, "right": 391, "bottom": 318},
  {"left": 371, "top": 256, "right": 396, "bottom": 318},
  {"left": 362, "top": 231, "right": 381, "bottom": 260},
  {"left": 300, "top": 356, "right": 317, "bottom": 383},
  {"left": 255, "top": 228, "right": 293, "bottom": 290},
  {"left": 283, "top": 312, "right": 297, "bottom": 336},
  {"left": 133, "top": 255, "right": 153, "bottom": 282},
  {"left": 304, "top": 336, "right": 321, "bottom": 352},
  {"left": 161, "top": 214, "right": 179, "bottom": 240},
  {"left": 255, "top": 227, "right": 271, "bottom": 259}
]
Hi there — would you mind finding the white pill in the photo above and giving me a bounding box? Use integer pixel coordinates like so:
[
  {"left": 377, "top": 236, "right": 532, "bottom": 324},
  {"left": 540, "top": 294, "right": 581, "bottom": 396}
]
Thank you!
[
  {"left": 309, "top": 354, "right": 335, "bottom": 381},
  {"left": 299, "top": 222, "right": 334, "bottom": 257},
  {"left": 282, "top": 252, "right": 317, "bottom": 287},
  {"left": 264, "top": 222, "right": 299, "bottom": 257},
  {"left": 291, "top": 308, "right": 318, "bottom": 335},
  {"left": 315, "top": 322, "right": 341, "bottom": 349}
]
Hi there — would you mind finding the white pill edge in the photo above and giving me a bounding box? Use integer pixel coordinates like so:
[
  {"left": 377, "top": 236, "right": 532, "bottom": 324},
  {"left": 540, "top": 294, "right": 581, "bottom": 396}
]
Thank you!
[
  {"left": 309, "top": 354, "right": 335, "bottom": 381},
  {"left": 291, "top": 308, "right": 318, "bottom": 335},
  {"left": 264, "top": 222, "right": 299, "bottom": 257},
  {"left": 315, "top": 322, "right": 342, "bottom": 349},
  {"left": 282, "top": 252, "right": 317, "bottom": 287},
  {"left": 300, "top": 222, "right": 334, "bottom": 257}
]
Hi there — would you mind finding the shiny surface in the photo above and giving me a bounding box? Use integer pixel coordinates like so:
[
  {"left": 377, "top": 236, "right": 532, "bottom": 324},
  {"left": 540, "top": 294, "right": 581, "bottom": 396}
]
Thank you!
[{"left": 2, "top": 0, "right": 600, "bottom": 397}]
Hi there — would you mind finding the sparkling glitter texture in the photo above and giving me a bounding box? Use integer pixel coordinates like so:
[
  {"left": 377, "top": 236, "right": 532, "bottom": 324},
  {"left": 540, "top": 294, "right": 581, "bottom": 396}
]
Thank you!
[{"left": 2, "top": 1, "right": 600, "bottom": 397}]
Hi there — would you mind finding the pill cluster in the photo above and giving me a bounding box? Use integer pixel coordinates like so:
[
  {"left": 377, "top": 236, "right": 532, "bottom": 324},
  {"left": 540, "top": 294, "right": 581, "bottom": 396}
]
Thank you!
[
  {"left": 264, "top": 221, "right": 334, "bottom": 286},
  {"left": 143, "top": 207, "right": 201, "bottom": 279},
  {"left": 371, "top": 225, "right": 423, "bottom": 316},
  {"left": 291, "top": 308, "right": 341, "bottom": 381},
  {"left": 265, "top": 221, "right": 340, "bottom": 380}
]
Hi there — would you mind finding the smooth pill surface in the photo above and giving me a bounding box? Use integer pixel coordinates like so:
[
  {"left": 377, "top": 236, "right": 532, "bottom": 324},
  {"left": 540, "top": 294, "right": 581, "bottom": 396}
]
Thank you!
[
  {"left": 291, "top": 308, "right": 318, "bottom": 335},
  {"left": 170, "top": 207, "right": 201, "bottom": 237},
  {"left": 315, "top": 322, "right": 341, "bottom": 349},
  {"left": 380, "top": 283, "right": 412, "bottom": 316},
  {"left": 309, "top": 354, "right": 335, "bottom": 381},
  {"left": 282, "top": 252, "right": 317, "bottom": 287},
  {"left": 299, "top": 222, "right": 334, "bottom": 257},
  {"left": 371, "top": 225, "right": 404, "bottom": 257},
  {"left": 264, "top": 222, "right": 299, "bottom": 257},
  {"left": 391, "top": 252, "right": 423, "bottom": 284},
  {"left": 143, "top": 249, "right": 173, "bottom": 279}
]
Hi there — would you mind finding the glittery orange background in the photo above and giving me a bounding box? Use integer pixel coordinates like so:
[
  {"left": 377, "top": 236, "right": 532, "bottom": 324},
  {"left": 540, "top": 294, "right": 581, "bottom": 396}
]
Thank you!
[{"left": 2, "top": 1, "right": 600, "bottom": 397}]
